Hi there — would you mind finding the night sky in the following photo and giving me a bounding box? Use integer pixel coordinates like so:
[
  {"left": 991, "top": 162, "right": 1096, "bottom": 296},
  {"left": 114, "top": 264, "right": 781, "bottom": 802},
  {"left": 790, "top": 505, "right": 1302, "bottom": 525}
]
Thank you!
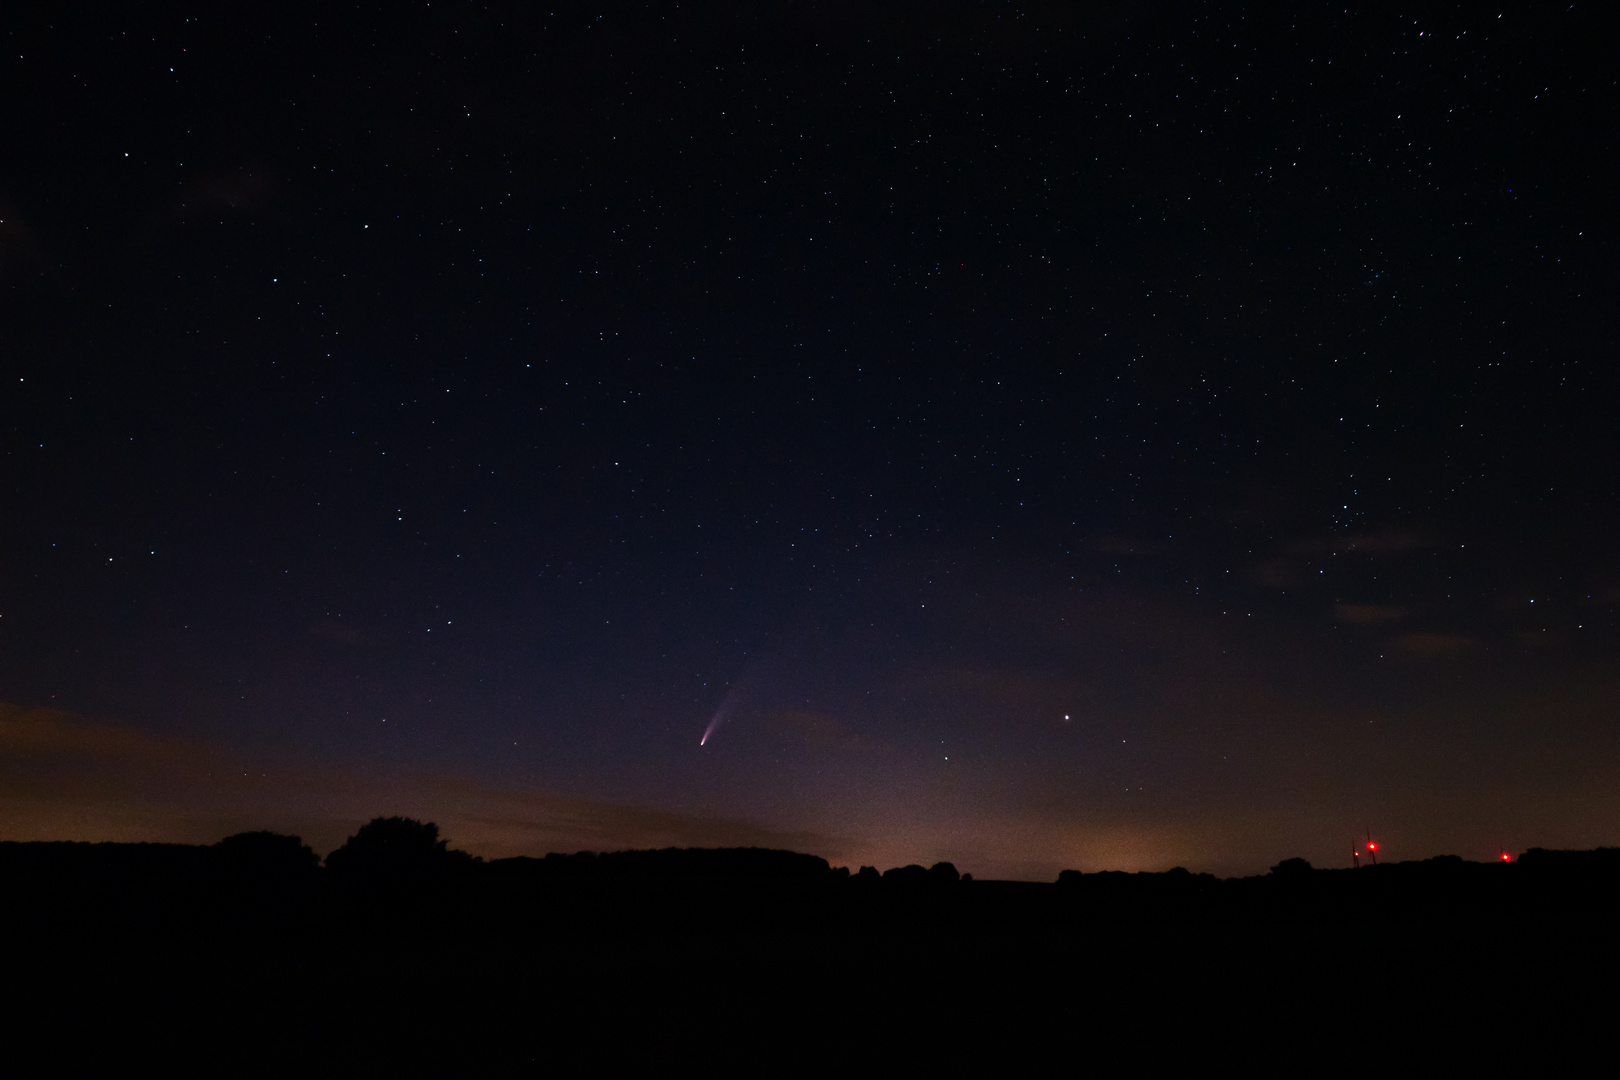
[{"left": 2, "top": 3, "right": 1614, "bottom": 879}]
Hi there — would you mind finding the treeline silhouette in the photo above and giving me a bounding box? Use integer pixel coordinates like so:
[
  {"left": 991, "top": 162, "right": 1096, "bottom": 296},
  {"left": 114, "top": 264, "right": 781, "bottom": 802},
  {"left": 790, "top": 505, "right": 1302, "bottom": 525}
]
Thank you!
[
  {"left": 5, "top": 816, "right": 1617, "bottom": 933},
  {"left": 6, "top": 818, "right": 1615, "bottom": 1071}
]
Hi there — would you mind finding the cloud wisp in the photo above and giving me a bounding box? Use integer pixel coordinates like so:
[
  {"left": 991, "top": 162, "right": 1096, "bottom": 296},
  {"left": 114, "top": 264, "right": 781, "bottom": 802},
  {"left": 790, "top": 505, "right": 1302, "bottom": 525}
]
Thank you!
[{"left": 0, "top": 703, "right": 849, "bottom": 861}]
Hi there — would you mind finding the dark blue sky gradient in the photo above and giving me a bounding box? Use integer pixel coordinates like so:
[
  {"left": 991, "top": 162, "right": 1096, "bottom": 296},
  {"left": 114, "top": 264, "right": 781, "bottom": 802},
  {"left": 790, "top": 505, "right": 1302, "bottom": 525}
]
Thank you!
[{"left": 1, "top": 2, "right": 1614, "bottom": 877}]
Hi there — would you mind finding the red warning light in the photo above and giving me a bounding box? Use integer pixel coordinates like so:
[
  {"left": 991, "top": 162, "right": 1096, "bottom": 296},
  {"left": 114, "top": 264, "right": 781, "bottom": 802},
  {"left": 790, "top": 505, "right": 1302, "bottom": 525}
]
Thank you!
[
  {"left": 1501, "top": 852, "right": 1511, "bottom": 862},
  {"left": 1368, "top": 842, "right": 1377, "bottom": 851}
]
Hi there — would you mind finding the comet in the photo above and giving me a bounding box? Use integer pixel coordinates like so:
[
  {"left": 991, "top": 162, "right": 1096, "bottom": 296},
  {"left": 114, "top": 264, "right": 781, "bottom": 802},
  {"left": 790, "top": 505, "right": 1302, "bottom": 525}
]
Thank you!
[{"left": 699, "top": 684, "right": 746, "bottom": 746}]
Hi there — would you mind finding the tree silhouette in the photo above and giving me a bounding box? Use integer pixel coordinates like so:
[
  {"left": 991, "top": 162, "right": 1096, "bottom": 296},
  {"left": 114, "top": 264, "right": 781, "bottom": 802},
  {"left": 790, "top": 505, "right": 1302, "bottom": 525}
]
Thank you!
[{"left": 324, "top": 817, "right": 475, "bottom": 878}]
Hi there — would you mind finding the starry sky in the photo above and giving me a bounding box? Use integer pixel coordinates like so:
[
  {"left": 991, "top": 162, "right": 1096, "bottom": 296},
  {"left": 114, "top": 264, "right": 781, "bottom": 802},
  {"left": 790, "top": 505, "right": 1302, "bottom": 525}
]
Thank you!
[{"left": 1, "top": 2, "right": 1614, "bottom": 879}]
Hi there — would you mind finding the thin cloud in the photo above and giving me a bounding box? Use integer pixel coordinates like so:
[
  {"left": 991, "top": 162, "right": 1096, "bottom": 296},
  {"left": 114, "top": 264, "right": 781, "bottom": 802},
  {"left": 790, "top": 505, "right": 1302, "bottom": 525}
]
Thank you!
[
  {"left": 310, "top": 619, "right": 373, "bottom": 645},
  {"left": 428, "top": 778, "right": 851, "bottom": 861},
  {"left": 0, "top": 702, "right": 849, "bottom": 862},
  {"left": 1086, "top": 535, "right": 1147, "bottom": 556},
  {"left": 761, "top": 708, "right": 865, "bottom": 751},
  {"left": 0, "top": 704, "right": 223, "bottom": 791},
  {"left": 1391, "top": 631, "right": 1476, "bottom": 658},
  {"left": 1334, "top": 603, "right": 1407, "bottom": 625},
  {"left": 0, "top": 191, "right": 42, "bottom": 278}
]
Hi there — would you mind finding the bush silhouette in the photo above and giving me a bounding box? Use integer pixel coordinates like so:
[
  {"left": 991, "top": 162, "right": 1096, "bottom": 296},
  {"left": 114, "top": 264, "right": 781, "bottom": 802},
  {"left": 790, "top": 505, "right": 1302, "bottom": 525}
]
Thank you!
[
  {"left": 882, "top": 864, "right": 930, "bottom": 885},
  {"left": 324, "top": 817, "right": 474, "bottom": 878},
  {"left": 214, "top": 831, "right": 319, "bottom": 879}
]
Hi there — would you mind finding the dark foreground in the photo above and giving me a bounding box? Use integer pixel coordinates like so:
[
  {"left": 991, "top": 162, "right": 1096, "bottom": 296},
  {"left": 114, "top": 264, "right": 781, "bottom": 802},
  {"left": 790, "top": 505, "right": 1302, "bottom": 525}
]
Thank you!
[{"left": 4, "top": 841, "right": 1616, "bottom": 1072}]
